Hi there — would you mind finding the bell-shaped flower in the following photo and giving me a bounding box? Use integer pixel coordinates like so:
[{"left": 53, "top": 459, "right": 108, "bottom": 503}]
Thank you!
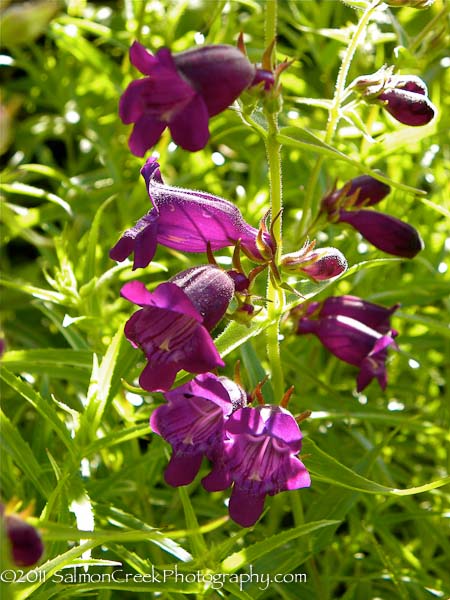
[
  {"left": 121, "top": 265, "right": 234, "bottom": 392},
  {"left": 110, "top": 158, "right": 273, "bottom": 269},
  {"left": 150, "top": 373, "right": 246, "bottom": 487},
  {"left": 321, "top": 175, "right": 391, "bottom": 216},
  {"left": 0, "top": 503, "right": 44, "bottom": 567},
  {"left": 203, "top": 406, "right": 311, "bottom": 527},
  {"left": 297, "top": 314, "right": 397, "bottom": 392},
  {"left": 119, "top": 41, "right": 256, "bottom": 155},
  {"left": 338, "top": 209, "right": 424, "bottom": 258},
  {"left": 306, "top": 295, "right": 399, "bottom": 334}
]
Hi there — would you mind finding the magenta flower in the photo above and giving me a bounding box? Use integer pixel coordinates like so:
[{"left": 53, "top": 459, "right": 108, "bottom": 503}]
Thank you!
[
  {"left": 150, "top": 373, "right": 246, "bottom": 487},
  {"left": 307, "top": 295, "right": 399, "bottom": 334},
  {"left": 110, "top": 158, "right": 273, "bottom": 269},
  {"left": 322, "top": 176, "right": 391, "bottom": 215},
  {"left": 0, "top": 504, "right": 44, "bottom": 567},
  {"left": 338, "top": 209, "right": 423, "bottom": 258},
  {"left": 119, "top": 41, "right": 256, "bottom": 155},
  {"left": 297, "top": 310, "right": 398, "bottom": 392},
  {"left": 376, "top": 76, "right": 436, "bottom": 126},
  {"left": 203, "top": 406, "right": 311, "bottom": 527},
  {"left": 121, "top": 265, "right": 234, "bottom": 391}
]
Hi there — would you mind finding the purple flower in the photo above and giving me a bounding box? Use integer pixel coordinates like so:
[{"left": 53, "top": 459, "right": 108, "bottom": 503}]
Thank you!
[
  {"left": 0, "top": 504, "right": 44, "bottom": 567},
  {"left": 338, "top": 209, "right": 424, "bottom": 258},
  {"left": 203, "top": 406, "right": 311, "bottom": 527},
  {"left": 308, "top": 295, "right": 399, "bottom": 334},
  {"left": 110, "top": 158, "right": 273, "bottom": 270},
  {"left": 353, "top": 70, "right": 436, "bottom": 127},
  {"left": 121, "top": 265, "right": 234, "bottom": 392},
  {"left": 150, "top": 373, "right": 246, "bottom": 487},
  {"left": 297, "top": 311, "right": 398, "bottom": 392},
  {"left": 281, "top": 244, "right": 347, "bottom": 281},
  {"left": 322, "top": 176, "right": 391, "bottom": 215},
  {"left": 119, "top": 41, "right": 256, "bottom": 155}
]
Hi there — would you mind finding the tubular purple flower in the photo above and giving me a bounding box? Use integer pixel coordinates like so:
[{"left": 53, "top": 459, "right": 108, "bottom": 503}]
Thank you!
[
  {"left": 338, "top": 209, "right": 424, "bottom": 258},
  {"left": 110, "top": 158, "right": 273, "bottom": 269},
  {"left": 150, "top": 373, "right": 246, "bottom": 487},
  {"left": 202, "top": 406, "right": 310, "bottom": 527},
  {"left": 0, "top": 504, "right": 44, "bottom": 567},
  {"left": 311, "top": 295, "right": 399, "bottom": 334},
  {"left": 297, "top": 315, "right": 397, "bottom": 391},
  {"left": 322, "top": 175, "right": 391, "bottom": 215},
  {"left": 119, "top": 41, "right": 256, "bottom": 155},
  {"left": 121, "top": 265, "right": 234, "bottom": 391}
]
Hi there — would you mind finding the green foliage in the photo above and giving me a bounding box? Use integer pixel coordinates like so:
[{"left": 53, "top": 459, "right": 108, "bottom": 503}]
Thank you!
[{"left": 1, "top": 0, "right": 449, "bottom": 599}]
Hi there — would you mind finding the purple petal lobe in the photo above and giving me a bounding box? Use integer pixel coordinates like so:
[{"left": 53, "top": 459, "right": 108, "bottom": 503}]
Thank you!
[
  {"left": 228, "top": 487, "right": 265, "bottom": 527},
  {"left": 164, "top": 452, "right": 203, "bottom": 487},
  {"left": 128, "top": 115, "right": 166, "bottom": 157},
  {"left": 129, "top": 40, "right": 158, "bottom": 75},
  {"left": 169, "top": 93, "right": 210, "bottom": 151}
]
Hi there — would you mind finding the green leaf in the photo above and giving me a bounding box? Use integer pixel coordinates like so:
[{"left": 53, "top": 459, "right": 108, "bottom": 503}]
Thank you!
[
  {"left": 303, "top": 438, "right": 450, "bottom": 495},
  {"left": 0, "top": 410, "right": 53, "bottom": 497},
  {"left": 0, "top": 182, "right": 72, "bottom": 215},
  {"left": 277, "top": 127, "right": 426, "bottom": 196},
  {"left": 222, "top": 521, "right": 339, "bottom": 572},
  {"left": 0, "top": 367, "right": 75, "bottom": 459},
  {"left": 1, "top": 349, "right": 92, "bottom": 382}
]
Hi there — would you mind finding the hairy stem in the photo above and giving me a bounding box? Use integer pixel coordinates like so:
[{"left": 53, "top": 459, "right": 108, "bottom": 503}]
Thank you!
[
  {"left": 298, "top": 0, "right": 382, "bottom": 239},
  {"left": 264, "top": 0, "right": 285, "bottom": 401}
]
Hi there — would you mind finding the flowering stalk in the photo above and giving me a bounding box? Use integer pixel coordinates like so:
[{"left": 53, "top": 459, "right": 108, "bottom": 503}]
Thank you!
[
  {"left": 299, "top": 0, "right": 383, "bottom": 238},
  {"left": 263, "top": 0, "right": 285, "bottom": 401}
]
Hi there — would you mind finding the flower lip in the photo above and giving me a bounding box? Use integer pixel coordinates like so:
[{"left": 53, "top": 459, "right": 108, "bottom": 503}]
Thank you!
[{"left": 121, "top": 278, "right": 225, "bottom": 392}]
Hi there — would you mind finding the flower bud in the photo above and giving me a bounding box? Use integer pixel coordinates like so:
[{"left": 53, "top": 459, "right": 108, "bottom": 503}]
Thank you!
[
  {"left": 322, "top": 176, "right": 391, "bottom": 218},
  {"left": 281, "top": 246, "right": 347, "bottom": 281},
  {"left": 0, "top": 503, "right": 44, "bottom": 567},
  {"left": 338, "top": 209, "right": 424, "bottom": 258}
]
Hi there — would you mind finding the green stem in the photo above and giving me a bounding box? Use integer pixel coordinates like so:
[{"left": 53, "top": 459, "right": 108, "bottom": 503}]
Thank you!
[
  {"left": 298, "top": 0, "right": 382, "bottom": 239},
  {"left": 264, "top": 0, "right": 285, "bottom": 401}
]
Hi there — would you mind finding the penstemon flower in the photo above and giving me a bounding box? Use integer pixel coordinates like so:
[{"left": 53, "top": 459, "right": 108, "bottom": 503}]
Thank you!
[
  {"left": 150, "top": 373, "right": 247, "bottom": 486},
  {"left": 294, "top": 296, "right": 399, "bottom": 392},
  {"left": 121, "top": 265, "right": 234, "bottom": 391},
  {"left": 119, "top": 42, "right": 257, "bottom": 155},
  {"left": 110, "top": 158, "right": 274, "bottom": 269},
  {"left": 0, "top": 502, "right": 44, "bottom": 567},
  {"left": 203, "top": 405, "right": 310, "bottom": 527}
]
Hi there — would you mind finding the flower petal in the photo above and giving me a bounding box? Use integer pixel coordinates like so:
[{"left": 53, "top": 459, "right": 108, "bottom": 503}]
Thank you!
[
  {"left": 164, "top": 452, "right": 203, "bottom": 487},
  {"left": 129, "top": 40, "right": 159, "bottom": 75},
  {"left": 169, "top": 93, "right": 210, "bottom": 151},
  {"left": 228, "top": 487, "right": 265, "bottom": 527},
  {"left": 139, "top": 361, "right": 179, "bottom": 392},
  {"left": 128, "top": 115, "right": 166, "bottom": 157}
]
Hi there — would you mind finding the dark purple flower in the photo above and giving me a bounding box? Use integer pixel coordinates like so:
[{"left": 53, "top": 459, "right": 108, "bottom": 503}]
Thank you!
[
  {"left": 0, "top": 504, "right": 44, "bottom": 567},
  {"left": 119, "top": 41, "right": 256, "bottom": 155},
  {"left": 281, "top": 245, "right": 347, "bottom": 281},
  {"left": 121, "top": 265, "right": 234, "bottom": 391},
  {"left": 203, "top": 406, "right": 310, "bottom": 527},
  {"left": 338, "top": 209, "right": 424, "bottom": 258},
  {"left": 150, "top": 373, "right": 246, "bottom": 486},
  {"left": 322, "top": 176, "right": 391, "bottom": 215},
  {"left": 110, "top": 158, "right": 273, "bottom": 269},
  {"left": 297, "top": 314, "right": 397, "bottom": 392},
  {"left": 308, "top": 295, "right": 399, "bottom": 334},
  {"left": 353, "top": 70, "right": 436, "bottom": 127}
]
